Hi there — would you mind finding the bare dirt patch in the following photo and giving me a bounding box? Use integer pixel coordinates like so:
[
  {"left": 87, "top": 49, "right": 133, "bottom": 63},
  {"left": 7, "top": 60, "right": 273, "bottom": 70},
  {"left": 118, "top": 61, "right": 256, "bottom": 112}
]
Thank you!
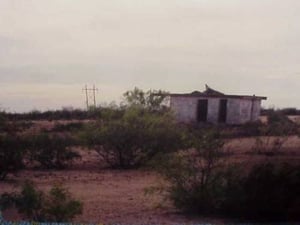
[
  {"left": 0, "top": 142, "right": 230, "bottom": 225},
  {"left": 1, "top": 168, "right": 228, "bottom": 225}
]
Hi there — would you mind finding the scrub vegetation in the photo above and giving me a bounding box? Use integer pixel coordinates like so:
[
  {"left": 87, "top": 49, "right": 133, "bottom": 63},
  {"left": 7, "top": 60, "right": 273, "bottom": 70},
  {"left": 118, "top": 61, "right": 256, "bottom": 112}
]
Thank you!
[
  {"left": 0, "top": 181, "right": 82, "bottom": 222},
  {"left": 1, "top": 88, "right": 300, "bottom": 224}
]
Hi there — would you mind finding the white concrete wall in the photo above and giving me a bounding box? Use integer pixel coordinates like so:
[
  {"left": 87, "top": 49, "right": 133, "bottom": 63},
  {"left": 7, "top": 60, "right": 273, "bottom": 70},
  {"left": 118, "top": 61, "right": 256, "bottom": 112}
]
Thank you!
[
  {"left": 170, "top": 97, "right": 198, "bottom": 123},
  {"left": 226, "top": 99, "right": 242, "bottom": 124},
  {"left": 225, "top": 99, "right": 262, "bottom": 124},
  {"left": 207, "top": 98, "right": 220, "bottom": 124},
  {"left": 170, "top": 96, "right": 262, "bottom": 125},
  {"left": 240, "top": 99, "right": 252, "bottom": 124},
  {"left": 252, "top": 100, "right": 262, "bottom": 121}
]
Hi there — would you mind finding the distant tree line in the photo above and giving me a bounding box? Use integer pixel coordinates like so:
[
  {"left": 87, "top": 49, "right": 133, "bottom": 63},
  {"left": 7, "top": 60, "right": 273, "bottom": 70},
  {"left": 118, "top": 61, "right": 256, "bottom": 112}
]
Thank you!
[
  {"left": 261, "top": 107, "right": 300, "bottom": 116},
  {"left": 1, "top": 108, "right": 100, "bottom": 121}
]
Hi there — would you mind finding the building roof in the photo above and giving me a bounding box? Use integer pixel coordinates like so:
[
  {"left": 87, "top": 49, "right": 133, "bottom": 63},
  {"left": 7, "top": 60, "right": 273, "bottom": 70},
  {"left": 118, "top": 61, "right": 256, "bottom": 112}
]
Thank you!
[{"left": 169, "top": 85, "right": 267, "bottom": 100}]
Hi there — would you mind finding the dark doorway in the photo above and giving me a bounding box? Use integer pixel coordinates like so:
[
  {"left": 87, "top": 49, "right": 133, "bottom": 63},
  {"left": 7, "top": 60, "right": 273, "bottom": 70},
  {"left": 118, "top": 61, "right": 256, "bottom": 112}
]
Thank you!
[
  {"left": 218, "top": 99, "right": 227, "bottom": 123},
  {"left": 197, "top": 99, "right": 208, "bottom": 122}
]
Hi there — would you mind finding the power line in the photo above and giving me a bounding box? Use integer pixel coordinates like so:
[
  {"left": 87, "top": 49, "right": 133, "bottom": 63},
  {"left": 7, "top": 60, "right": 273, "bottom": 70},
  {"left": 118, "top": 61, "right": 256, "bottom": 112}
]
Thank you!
[{"left": 82, "top": 85, "right": 98, "bottom": 109}]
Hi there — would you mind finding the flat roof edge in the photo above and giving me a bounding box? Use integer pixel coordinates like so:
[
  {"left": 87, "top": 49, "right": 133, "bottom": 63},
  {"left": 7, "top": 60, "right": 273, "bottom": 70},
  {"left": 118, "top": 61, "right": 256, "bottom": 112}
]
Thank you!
[{"left": 168, "top": 94, "right": 267, "bottom": 100}]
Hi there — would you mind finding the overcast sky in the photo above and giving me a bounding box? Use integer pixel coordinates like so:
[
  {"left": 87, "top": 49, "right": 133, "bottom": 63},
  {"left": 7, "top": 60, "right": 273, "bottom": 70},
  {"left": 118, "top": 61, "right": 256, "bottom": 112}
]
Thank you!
[{"left": 0, "top": 0, "right": 300, "bottom": 112}]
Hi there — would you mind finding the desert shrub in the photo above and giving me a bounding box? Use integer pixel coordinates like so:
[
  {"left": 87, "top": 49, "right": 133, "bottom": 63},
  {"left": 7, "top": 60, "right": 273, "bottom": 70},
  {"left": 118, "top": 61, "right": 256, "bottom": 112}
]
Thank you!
[
  {"left": 42, "top": 183, "right": 83, "bottom": 222},
  {"left": 251, "top": 135, "right": 288, "bottom": 156},
  {"left": 0, "top": 181, "right": 83, "bottom": 222},
  {"left": 157, "top": 129, "right": 300, "bottom": 220},
  {"left": 266, "top": 110, "right": 297, "bottom": 135},
  {"left": 98, "top": 106, "right": 125, "bottom": 121},
  {"left": 226, "top": 162, "right": 300, "bottom": 220},
  {"left": 12, "top": 181, "right": 45, "bottom": 220},
  {"left": 280, "top": 107, "right": 300, "bottom": 116},
  {"left": 0, "top": 113, "right": 12, "bottom": 133},
  {"left": 0, "top": 114, "right": 27, "bottom": 180},
  {"left": 27, "top": 133, "right": 80, "bottom": 169},
  {"left": 238, "top": 121, "right": 264, "bottom": 137},
  {"left": 0, "top": 111, "right": 34, "bottom": 133},
  {"left": 2, "top": 108, "right": 101, "bottom": 121},
  {"left": 251, "top": 111, "right": 297, "bottom": 155},
  {"left": 224, "top": 110, "right": 298, "bottom": 139},
  {"left": 158, "top": 128, "right": 228, "bottom": 213},
  {"left": 82, "top": 107, "right": 184, "bottom": 169},
  {"left": 51, "top": 122, "right": 84, "bottom": 132},
  {"left": 0, "top": 112, "right": 6, "bottom": 131},
  {"left": 0, "top": 134, "right": 25, "bottom": 180}
]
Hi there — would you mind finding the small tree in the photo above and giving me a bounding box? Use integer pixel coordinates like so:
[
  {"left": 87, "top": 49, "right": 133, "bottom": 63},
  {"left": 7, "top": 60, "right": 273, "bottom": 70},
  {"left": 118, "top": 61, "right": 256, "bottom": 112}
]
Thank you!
[
  {"left": 82, "top": 107, "right": 184, "bottom": 169},
  {"left": 123, "top": 87, "right": 169, "bottom": 111},
  {"left": 157, "top": 128, "right": 230, "bottom": 213}
]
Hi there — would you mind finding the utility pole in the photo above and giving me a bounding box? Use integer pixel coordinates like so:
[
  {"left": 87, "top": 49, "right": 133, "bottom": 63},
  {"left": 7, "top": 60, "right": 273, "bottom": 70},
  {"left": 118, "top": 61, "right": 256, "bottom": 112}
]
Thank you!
[
  {"left": 83, "top": 85, "right": 98, "bottom": 110},
  {"left": 83, "top": 85, "right": 89, "bottom": 109},
  {"left": 92, "top": 84, "right": 98, "bottom": 107}
]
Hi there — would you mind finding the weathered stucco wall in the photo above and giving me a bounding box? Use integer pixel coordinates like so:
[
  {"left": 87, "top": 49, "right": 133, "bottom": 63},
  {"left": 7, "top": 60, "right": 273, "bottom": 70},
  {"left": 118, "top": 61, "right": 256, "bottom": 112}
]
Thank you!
[
  {"left": 227, "top": 99, "right": 262, "bottom": 124},
  {"left": 252, "top": 100, "right": 262, "bottom": 121},
  {"left": 226, "top": 99, "right": 242, "bottom": 124},
  {"left": 170, "top": 97, "right": 198, "bottom": 123},
  {"left": 206, "top": 98, "right": 220, "bottom": 124},
  {"left": 170, "top": 96, "right": 262, "bottom": 125},
  {"left": 239, "top": 99, "right": 252, "bottom": 123},
  {"left": 170, "top": 97, "right": 222, "bottom": 124}
]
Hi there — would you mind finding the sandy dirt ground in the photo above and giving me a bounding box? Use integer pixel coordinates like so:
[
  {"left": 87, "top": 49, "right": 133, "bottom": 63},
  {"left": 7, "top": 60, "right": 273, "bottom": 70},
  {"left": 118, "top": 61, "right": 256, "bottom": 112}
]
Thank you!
[{"left": 1, "top": 154, "right": 228, "bottom": 225}]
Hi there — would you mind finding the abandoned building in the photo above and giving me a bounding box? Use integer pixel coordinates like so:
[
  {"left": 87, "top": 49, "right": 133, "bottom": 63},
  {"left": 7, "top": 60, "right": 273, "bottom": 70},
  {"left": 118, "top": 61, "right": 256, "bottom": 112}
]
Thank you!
[{"left": 169, "top": 85, "right": 267, "bottom": 125}]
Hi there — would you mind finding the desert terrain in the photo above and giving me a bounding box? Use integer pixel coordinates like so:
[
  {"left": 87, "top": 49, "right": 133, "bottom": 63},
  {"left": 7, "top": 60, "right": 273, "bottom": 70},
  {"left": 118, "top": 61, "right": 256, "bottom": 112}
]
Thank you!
[{"left": 1, "top": 118, "right": 300, "bottom": 224}]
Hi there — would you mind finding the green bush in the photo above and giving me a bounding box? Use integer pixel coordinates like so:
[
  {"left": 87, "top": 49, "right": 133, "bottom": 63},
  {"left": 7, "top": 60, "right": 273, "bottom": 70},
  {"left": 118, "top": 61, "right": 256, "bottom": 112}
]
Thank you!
[
  {"left": 82, "top": 107, "right": 184, "bottom": 169},
  {"left": 43, "top": 183, "right": 83, "bottom": 222},
  {"left": 0, "top": 112, "right": 6, "bottom": 131},
  {"left": 265, "top": 110, "right": 297, "bottom": 136},
  {"left": 238, "top": 121, "right": 264, "bottom": 137},
  {"left": 98, "top": 105, "right": 125, "bottom": 121},
  {"left": 51, "top": 122, "right": 84, "bottom": 132},
  {"left": 2, "top": 108, "right": 101, "bottom": 121},
  {"left": 227, "top": 162, "right": 300, "bottom": 220},
  {"left": 158, "top": 128, "right": 300, "bottom": 221},
  {"left": 0, "top": 134, "right": 25, "bottom": 180},
  {"left": 158, "top": 128, "right": 228, "bottom": 213},
  {"left": 27, "top": 133, "right": 80, "bottom": 169},
  {"left": 0, "top": 114, "right": 27, "bottom": 180},
  {"left": 251, "top": 111, "right": 297, "bottom": 155},
  {"left": 0, "top": 181, "right": 83, "bottom": 222},
  {"left": 123, "top": 87, "right": 169, "bottom": 111},
  {"left": 13, "top": 181, "right": 45, "bottom": 221}
]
